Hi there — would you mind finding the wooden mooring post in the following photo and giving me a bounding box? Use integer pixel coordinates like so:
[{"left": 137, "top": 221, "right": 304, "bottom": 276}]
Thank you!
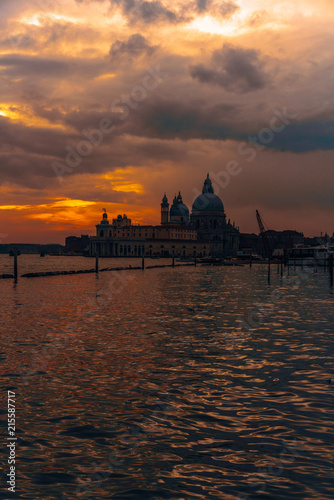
[
  {"left": 95, "top": 249, "right": 99, "bottom": 274},
  {"left": 172, "top": 252, "right": 175, "bottom": 267},
  {"left": 330, "top": 254, "right": 333, "bottom": 288},
  {"left": 142, "top": 252, "right": 145, "bottom": 270},
  {"left": 13, "top": 249, "right": 18, "bottom": 282},
  {"left": 268, "top": 255, "right": 271, "bottom": 285}
]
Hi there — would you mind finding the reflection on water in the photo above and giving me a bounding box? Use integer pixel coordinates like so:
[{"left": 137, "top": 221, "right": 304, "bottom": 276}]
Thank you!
[{"left": 0, "top": 262, "right": 334, "bottom": 499}]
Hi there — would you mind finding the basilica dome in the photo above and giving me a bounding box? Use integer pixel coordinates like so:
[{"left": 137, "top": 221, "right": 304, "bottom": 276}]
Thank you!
[{"left": 192, "top": 174, "right": 224, "bottom": 212}]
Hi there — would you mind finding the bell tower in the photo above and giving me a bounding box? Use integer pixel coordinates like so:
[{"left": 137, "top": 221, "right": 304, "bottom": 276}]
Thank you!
[{"left": 161, "top": 193, "right": 169, "bottom": 224}]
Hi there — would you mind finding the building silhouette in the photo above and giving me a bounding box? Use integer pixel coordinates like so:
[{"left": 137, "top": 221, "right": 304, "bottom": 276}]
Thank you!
[{"left": 88, "top": 174, "right": 239, "bottom": 258}]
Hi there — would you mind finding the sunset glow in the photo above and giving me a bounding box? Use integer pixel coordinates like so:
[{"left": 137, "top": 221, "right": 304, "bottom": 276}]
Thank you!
[{"left": 0, "top": 0, "right": 333, "bottom": 243}]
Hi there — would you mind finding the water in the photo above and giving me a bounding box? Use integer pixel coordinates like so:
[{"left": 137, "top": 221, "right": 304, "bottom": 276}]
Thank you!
[{"left": 1, "top": 261, "right": 333, "bottom": 499}]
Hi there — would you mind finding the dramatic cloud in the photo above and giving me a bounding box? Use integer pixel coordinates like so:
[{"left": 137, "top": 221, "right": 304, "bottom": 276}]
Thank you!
[
  {"left": 190, "top": 44, "right": 269, "bottom": 93},
  {"left": 109, "top": 34, "right": 157, "bottom": 59},
  {"left": 110, "top": 0, "right": 184, "bottom": 25},
  {"left": 0, "top": 0, "right": 334, "bottom": 242},
  {"left": 196, "top": 0, "right": 239, "bottom": 17},
  {"left": 218, "top": 1, "right": 239, "bottom": 19},
  {"left": 109, "top": 0, "right": 239, "bottom": 25}
]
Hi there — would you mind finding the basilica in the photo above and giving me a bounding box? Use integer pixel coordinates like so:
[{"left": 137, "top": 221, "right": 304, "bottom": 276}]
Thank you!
[
  {"left": 161, "top": 174, "right": 239, "bottom": 257},
  {"left": 88, "top": 175, "right": 239, "bottom": 258}
]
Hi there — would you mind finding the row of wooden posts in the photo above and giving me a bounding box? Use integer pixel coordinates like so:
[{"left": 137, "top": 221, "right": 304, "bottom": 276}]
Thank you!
[
  {"left": 262, "top": 253, "right": 334, "bottom": 287},
  {"left": 95, "top": 251, "right": 197, "bottom": 273}
]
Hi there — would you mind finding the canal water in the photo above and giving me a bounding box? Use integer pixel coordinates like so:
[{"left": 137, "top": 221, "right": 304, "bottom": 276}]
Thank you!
[{"left": 0, "top": 261, "right": 333, "bottom": 499}]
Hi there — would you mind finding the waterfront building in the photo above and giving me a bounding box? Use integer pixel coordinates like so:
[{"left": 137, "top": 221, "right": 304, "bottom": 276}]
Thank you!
[{"left": 89, "top": 212, "right": 207, "bottom": 258}]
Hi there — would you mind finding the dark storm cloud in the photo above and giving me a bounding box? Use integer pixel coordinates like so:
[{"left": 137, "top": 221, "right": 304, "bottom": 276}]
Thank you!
[
  {"left": 0, "top": 54, "right": 106, "bottom": 80},
  {"left": 109, "top": 33, "right": 157, "bottom": 59},
  {"left": 269, "top": 121, "right": 334, "bottom": 152},
  {"left": 108, "top": 0, "right": 239, "bottom": 25},
  {"left": 110, "top": 0, "right": 183, "bottom": 24},
  {"left": 0, "top": 54, "right": 67, "bottom": 76},
  {"left": 118, "top": 98, "right": 242, "bottom": 140},
  {"left": 190, "top": 44, "right": 269, "bottom": 93},
  {"left": 0, "top": 53, "right": 111, "bottom": 102}
]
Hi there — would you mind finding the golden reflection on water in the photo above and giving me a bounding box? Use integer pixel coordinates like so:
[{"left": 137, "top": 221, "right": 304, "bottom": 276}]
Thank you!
[{"left": 0, "top": 262, "right": 333, "bottom": 499}]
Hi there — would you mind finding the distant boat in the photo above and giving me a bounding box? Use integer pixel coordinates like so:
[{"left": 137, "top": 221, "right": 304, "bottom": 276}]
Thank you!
[
  {"left": 40, "top": 250, "right": 45, "bottom": 257},
  {"left": 236, "top": 250, "right": 262, "bottom": 260},
  {"left": 288, "top": 245, "right": 334, "bottom": 266},
  {"left": 9, "top": 249, "right": 21, "bottom": 256}
]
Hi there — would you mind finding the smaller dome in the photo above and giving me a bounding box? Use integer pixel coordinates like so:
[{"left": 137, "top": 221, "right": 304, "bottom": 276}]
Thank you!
[
  {"left": 170, "top": 191, "right": 189, "bottom": 220},
  {"left": 170, "top": 203, "right": 189, "bottom": 217}
]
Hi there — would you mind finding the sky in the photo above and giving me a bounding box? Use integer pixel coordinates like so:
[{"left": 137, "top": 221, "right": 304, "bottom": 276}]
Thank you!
[{"left": 0, "top": 0, "right": 333, "bottom": 243}]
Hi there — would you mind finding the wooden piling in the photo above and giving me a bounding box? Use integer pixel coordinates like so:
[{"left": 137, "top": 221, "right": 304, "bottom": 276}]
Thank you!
[
  {"left": 172, "top": 252, "right": 175, "bottom": 267},
  {"left": 95, "top": 249, "right": 99, "bottom": 274},
  {"left": 142, "top": 252, "right": 145, "bottom": 270},
  {"left": 249, "top": 253, "right": 252, "bottom": 268},
  {"left": 13, "top": 249, "right": 18, "bottom": 281},
  {"left": 268, "top": 255, "right": 271, "bottom": 285},
  {"left": 330, "top": 254, "right": 333, "bottom": 288}
]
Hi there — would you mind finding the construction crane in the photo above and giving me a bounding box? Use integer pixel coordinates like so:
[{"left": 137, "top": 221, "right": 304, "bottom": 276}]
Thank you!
[{"left": 256, "top": 210, "right": 275, "bottom": 258}]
